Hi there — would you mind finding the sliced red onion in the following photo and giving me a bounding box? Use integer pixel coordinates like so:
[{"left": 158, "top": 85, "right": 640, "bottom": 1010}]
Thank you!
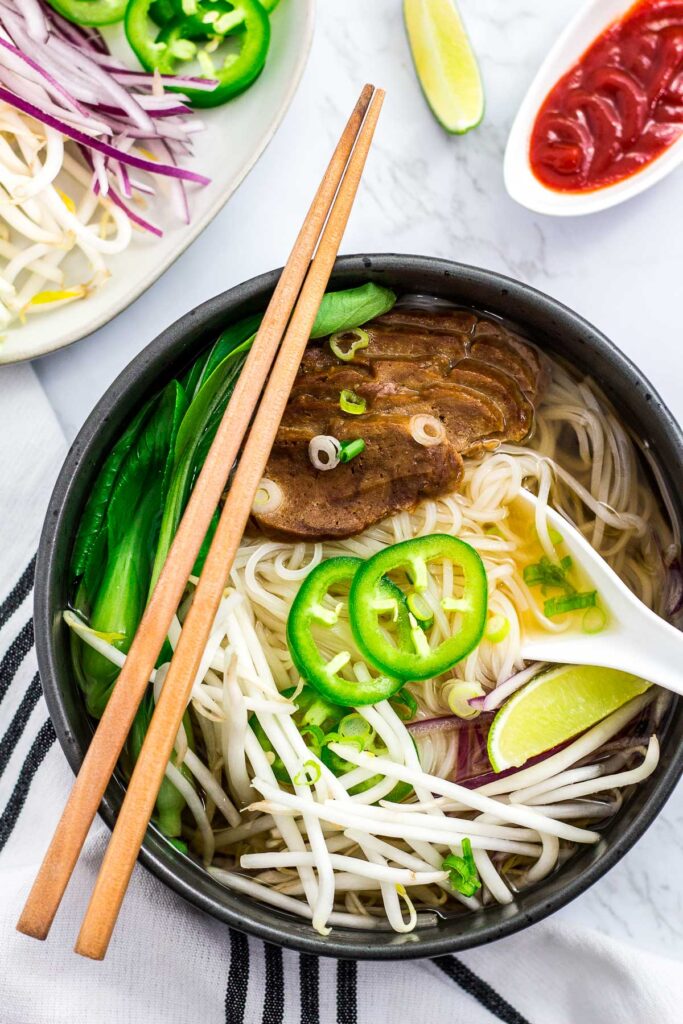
[
  {"left": 0, "top": 36, "right": 87, "bottom": 115},
  {"left": 407, "top": 713, "right": 493, "bottom": 737},
  {"left": 48, "top": 35, "right": 154, "bottom": 131},
  {"left": 0, "top": 86, "right": 211, "bottom": 184},
  {"left": 104, "top": 186, "right": 163, "bottom": 237},
  {"left": 664, "top": 558, "right": 683, "bottom": 618},
  {"left": 458, "top": 740, "right": 570, "bottom": 790},
  {"left": 0, "top": 2, "right": 211, "bottom": 231},
  {"left": 468, "top": 662, "right": 547, "bottom": 712},
  {"left": 14, "top": 0, "right": 47, "bottom": 44},
  {"left": 103, "top": 68, "right": 219, "bottom": 92},
  {"left": 116, "top": 161, "right": 132, "bottom": 199}
]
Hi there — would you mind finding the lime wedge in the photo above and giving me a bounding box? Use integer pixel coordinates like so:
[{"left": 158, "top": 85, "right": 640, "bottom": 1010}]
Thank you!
[
  {"left": 487, "top": 665, "right": 651, "bottom": 772},
  {"left": 403, "top": 0, "right": 484, "bottom": 134}
]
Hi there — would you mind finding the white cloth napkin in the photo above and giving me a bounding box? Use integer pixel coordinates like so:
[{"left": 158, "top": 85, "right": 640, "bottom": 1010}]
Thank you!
[{"left": 1, "top": 364, "right": 681, "bottom": 1024}]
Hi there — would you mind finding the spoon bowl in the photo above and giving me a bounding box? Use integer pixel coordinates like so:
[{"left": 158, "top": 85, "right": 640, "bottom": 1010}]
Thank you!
[
  {"left": 504, "top": 0, "right": 683, "bottom": 217},
  {"left": 518, "top": 490, "right": 683, "bottom": 693}
]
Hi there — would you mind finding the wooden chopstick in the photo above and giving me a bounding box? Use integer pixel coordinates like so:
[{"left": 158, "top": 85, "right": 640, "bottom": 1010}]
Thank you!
[
  {"left": 16, "top": 83, "right": 376, "bottom": 945},
  {"left": 73, "top": 87, "right": 385, "bottom": 961},
  {"left": 73, "top": 87, "right": 385, "bottom": 960}
]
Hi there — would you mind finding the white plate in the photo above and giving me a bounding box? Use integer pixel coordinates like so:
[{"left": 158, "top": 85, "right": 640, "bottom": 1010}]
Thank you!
[
  {"left": 504, "top": 0, "right": 683, "bottom": 217},
  {"left": 0, "top": 0, "right": 315, "bottom": 365}
]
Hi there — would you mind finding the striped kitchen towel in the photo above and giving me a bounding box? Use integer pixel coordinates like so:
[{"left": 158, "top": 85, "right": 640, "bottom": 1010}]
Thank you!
[{"left": 0, "top": 362, "right": 681, "bottom": 1024}]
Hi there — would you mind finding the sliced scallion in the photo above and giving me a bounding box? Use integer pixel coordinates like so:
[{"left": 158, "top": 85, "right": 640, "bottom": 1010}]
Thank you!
[
  {"left": 409, "top": 613, "right": 431, "bottom": 657},
  {"left": 293, "top": 759, "right": 322, "bottom": 786},
  {"left": 338, "top": 438, "right": 366, "bottom": 463},
  {"left": 300, "top": 723, "right": 325, "bottom": 755},
  {"left": 582, "top": 605, "right": 606, "bottom": 634},
  {"left": 523, "top": 555, "right": 573, "bottom": 591},
  {"left": 390, "top": 686, "right": 418, "bottom": 720},
  {"left": 339, "top": 713, "right": 373, "bottom": 742},
  {"left": 339, "top": 389, "right": 366, "bottom": 415},
  {"left": 485, "top": 613, "right": 510, "bottom": 644},
  {"left": 544, "top": 590, "right": 597, "bottom": 618},
  {"left": 329, "top": 327, "right": 370, "bottom": 362},
  {"left": 442, "top": 838, "right": 481, "bottom": 897},
  {"left": 407, "top": 592, "right": 434, "bottom": 625}
]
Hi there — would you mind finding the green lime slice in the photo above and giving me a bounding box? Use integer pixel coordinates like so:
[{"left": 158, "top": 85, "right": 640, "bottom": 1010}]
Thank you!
[
  {"left": 487, "top": 665, "right": 651, "bottom": 772},
  {"left": 403, "top": 0, "right": 484, "bottom": 134}
]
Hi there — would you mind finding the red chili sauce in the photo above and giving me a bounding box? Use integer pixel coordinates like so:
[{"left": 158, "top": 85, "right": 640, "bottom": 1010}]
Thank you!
[{"left": 530, "top": 0, "right": 683, "bottom": 191}]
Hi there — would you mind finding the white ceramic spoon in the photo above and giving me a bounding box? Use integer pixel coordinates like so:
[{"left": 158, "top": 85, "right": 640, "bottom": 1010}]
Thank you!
[
  {"left": 504, "top": 0, "right": 683, "bottom": 217},
  {"left": 516, "top": 489, "right": 683, "bottom": 694}
]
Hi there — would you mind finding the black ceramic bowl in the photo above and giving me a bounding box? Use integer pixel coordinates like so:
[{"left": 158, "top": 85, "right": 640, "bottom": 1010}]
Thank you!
[{"left": 36, "top": 255, "right": 683, "bottom": 959}]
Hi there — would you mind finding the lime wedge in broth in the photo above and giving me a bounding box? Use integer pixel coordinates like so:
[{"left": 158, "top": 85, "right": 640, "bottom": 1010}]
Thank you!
[
  {"left": 488, "top": 665, "right": 651, "bottom": 772},
  {"left": 404, "top": 0, "right": 484, "bottom": 134}
]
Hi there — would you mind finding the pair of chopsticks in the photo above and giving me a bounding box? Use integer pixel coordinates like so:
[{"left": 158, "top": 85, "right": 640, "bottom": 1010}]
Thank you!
[{"left": 17, "top": 83, "right": 385, "bottom": 960}]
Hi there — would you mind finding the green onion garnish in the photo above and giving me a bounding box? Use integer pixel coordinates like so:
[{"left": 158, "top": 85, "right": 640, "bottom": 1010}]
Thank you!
[
  {"left": 523, "top": 555, "right": 574, "bottom": 592},
  {"left": 485, "top": 613, "right": 510, "bottom": 644},
  {"left": 168, "top": 838, "right": 188, "bottom": 854},
  {"left": 338, "top": 438, "right": 365, "bottom": 463},
  {"left": 407, "top": 592, "right": 434, "bottom": 624},
  {"left": 322, "top": 731, "right": 365, "bottom": 754},
  {"left": 293, "top": 759, "right": 322, "bottom": 786},
  {"left": 339, "top": 713, "right": 373, "bottom": 742},
  {"left": 544, "top": 590, "right": 597, "bottom": 618},
  {"left": 300, "top": 723, "right": 326, "bottom": 755},
  {"left": 339, "top": 389, "right": 366, "bottom": 415},
  {"left": 390, "top": 686, "right": 418, "bottom": 721},
  {"left": 582, "top": 605, "right": 606, "bottom": 634},
  {"left": 409, "top": 613, "right": 431, "bottom": 657},
  {"left": 443, "top": 838, "right": 481, "bottom": 897},
  {"left": 329, "top": 327, "right": 370, "bottom": 362}
]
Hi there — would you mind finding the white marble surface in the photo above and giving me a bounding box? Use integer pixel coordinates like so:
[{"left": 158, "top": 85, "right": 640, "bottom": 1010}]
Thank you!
[{"left": 33, "top": 0, "right": 683, "bottom": 958}]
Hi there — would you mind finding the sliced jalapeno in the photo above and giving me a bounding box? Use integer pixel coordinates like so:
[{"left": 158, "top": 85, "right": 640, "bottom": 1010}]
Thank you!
[
  {"left": 349, "top": 535, "right": 488, "bottom": 681},
  {"left": 125, "top": 0, "right": 270, "bottom": 108},
  {"left": 286, "top": 557, "right": 411, "bottom": 707}
]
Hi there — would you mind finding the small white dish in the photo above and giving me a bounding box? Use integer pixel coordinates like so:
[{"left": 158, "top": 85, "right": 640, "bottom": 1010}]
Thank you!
[
  {"left": 0, "top": 0, "right": 314, "bottom": 366},
  {"left": 504, "top": 0, "right": 683, "bottom": 217}
]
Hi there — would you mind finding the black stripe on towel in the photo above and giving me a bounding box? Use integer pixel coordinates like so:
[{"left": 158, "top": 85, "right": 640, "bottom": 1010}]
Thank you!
[
  {"left": 225, "top": 930, "right": 250, "bottom": 1024},
  {"left": 0, "top": 555, "right": 35, "bottom": 632},
  {"left": 0, "top": 718, "right": 56, "bottom": 854},
  {"left": 299, "top": 953, "right": 319, "bottom": 1024},
  {"left": 336, "top": 960, "right": 358, "bottom": 1024},
  {"left": 0, "top": 673, "right": 42, "bottom": 780},
  {"left": 0, "top": 619, "right": 34, "bottom": 707},
  {"left": 432, "top": 955, "right": 532, "bottom": 1024},
  {"left": 262, "top": 942, "right": 284, "bottom": 1024}
]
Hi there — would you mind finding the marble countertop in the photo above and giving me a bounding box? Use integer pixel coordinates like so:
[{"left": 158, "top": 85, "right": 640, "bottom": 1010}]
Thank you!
[{"left": 34, "top": 0, "right": 683, "bottom": 958}]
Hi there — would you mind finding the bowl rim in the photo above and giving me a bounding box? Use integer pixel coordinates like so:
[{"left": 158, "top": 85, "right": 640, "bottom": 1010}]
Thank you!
[{"left": 35, "top": 253, "right": 683, "bottom": 959}]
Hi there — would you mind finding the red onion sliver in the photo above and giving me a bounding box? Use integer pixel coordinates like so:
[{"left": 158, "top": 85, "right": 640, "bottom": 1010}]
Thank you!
[
  {"left": 0, "top": 36, "right": 87, "bottom": 115},
  {"left": 0, "top": 85, "right": 211, "bottom": 185},
  {"left": 105, "top": 186, "right": 163, "bottom": 237},
  {"left": 407, "top": 713, "right": 493, "bottom": 737},
  {"left": 468, "top": 662, "right": 548, "bottom": 713}
]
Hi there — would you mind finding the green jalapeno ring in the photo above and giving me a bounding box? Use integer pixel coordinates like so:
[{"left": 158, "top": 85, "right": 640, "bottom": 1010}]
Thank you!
[
  {"left": 286, "top": 556, "right": 411, "bottom": 707},
  {"left": 125, "top": 0, "right": 270, "bottom": 108},
  {"left": 349, "top": 534, "right": 488, "bottom": 682}
]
